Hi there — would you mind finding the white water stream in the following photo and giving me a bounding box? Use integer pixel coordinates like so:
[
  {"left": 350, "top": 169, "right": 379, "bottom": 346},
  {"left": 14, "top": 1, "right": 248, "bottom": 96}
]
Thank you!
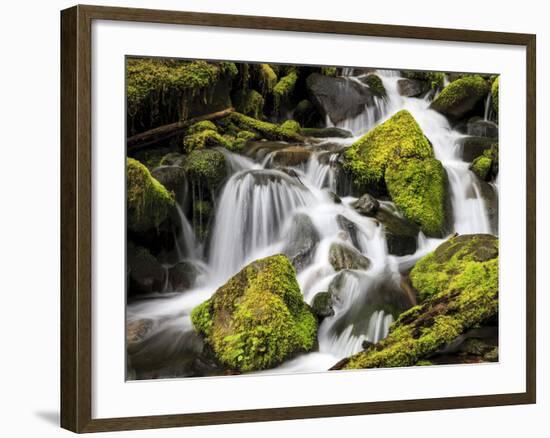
[{"left": 128, "top": 69, "right": 498, "bottom": 378}]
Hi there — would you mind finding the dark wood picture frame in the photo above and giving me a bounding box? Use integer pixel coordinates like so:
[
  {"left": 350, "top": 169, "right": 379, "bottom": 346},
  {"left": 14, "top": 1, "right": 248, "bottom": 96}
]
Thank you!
[{"left": 61, "top": 4, "right": 536, "bottom": 433}]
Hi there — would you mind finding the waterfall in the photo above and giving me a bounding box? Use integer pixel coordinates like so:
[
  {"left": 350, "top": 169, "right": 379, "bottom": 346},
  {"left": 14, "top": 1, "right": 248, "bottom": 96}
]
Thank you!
[
  {"left": 483, "top": 93, "right": 493, "bottom": 121},
  {"left": 128, "top": 67, "right": 498, "bottom": 379},
  {"left": 208, "top": 169, "right": 315, "bottom": 281}
]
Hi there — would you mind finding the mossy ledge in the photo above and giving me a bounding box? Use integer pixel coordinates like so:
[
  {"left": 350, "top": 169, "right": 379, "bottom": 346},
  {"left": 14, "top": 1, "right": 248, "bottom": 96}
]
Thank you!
[
  {"left": 343, "top": 110, "right": 446, "bottom": 236},
  {"left": 126, "top": 157, "right": 175, "bottom": 233},
  {"left": 338, "top": 234, "right": 498, "bottom": 370},
  {"left": 491, "top": 77, "right": 499, "bottom": 115},
  {"left": 191, "top": 254, "right": 317, "bottom": 372}
]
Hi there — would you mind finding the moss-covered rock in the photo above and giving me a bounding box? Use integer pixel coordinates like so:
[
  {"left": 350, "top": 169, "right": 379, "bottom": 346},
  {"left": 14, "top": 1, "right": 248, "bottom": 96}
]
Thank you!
[
  {"left": 127, "top": 158, "right": 175, "bottom": 233},
  {"left": 187, "top": 120, "right": 218, "bottom": 135},
  {"left": 336, "top": 234, "right": 498, "bottom": 369},
  {"left": 258, "top": 64, "right": 277, "bottom": 94},
  {"left": 343, "top": 110, "right": 446, "bottom": 236},
  {"left": 361, "top": 73, "right": 386, "bottom": 96},
  {"left": 191, "top": 254, "right": 317, "bottom": 372},
  {"left": 226, "top": 112, "right": 304, "bottom": 142},
  {"left": 182, "top": 129, "right": 232, "bottom": 153},
  {"left": 430, "top": 75, "right": 489, "bottom": 118},
  {"left": 320, "top": 66, "right": 338, "bottom": 77},
  {"left": 385, "top": 157, "right": 447, "bottom": 237},
  {"left": 311, "top": 291, "right": 335, "bottom": 319},
  {"left": 293, "top": 99, "right": 322, "bottom": 127},
  {"left": 183, "top": 149, "right": 227, "bottom": 193},
  {"left": 410, "top": 234, "right": 498, "bottom": 301},
  {"left": 471, "top": 155, "right": 492, "bottom": 180},
  {"left": 491, "top": 77, "right": 499, "bottom": 115}
]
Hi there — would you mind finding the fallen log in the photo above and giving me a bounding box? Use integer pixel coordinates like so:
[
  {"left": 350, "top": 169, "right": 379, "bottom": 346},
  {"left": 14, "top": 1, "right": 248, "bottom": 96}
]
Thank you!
[{"left": 127, "top": 107, "right": 235, "bottom": 151}]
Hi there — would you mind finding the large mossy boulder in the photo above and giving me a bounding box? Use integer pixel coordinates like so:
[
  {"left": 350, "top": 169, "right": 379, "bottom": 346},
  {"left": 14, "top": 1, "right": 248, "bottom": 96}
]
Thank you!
[
  {"left": 191, "top": 255, "right": 317, "bottom": 372},
  {"left": 385, "top": 157, "right": 447, "bottom": 237},
  {"left": 410, "top": 234, "right": 498, "bottom": 301},
  {"left": 430, "top": 75, "right": 489, "bottom": 119},
  {"left": 343, "top": 110, "right": 447, "bottom": 236},
  {"left": 127, "top": 158, "right": 175, "bottom": 233},
  {"left": 335, "top": 234, "right": 498, "bottom": 370}
]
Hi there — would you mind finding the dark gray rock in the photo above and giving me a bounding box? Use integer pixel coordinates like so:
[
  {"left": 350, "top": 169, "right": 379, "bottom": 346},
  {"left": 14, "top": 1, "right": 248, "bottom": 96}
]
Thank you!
[
  {"left": 306, "top": 73, "right": 376, "bottom": 124},
  {"left": 300, "top": 127, "right": 353, "bottom": 138},
  {"left": 311, "top": 292, "right": 334, "bottom": 319},
  {"left": 457, "top": 136, "right": 496, "bottom": 162},
  {"left": 375, "top": 208, "right": 420, "bottom": 256},
  {"left": 397, "top": 78, "right": 428, "bottom": 97},
  {"left": 127, "top": 242, "right": 166, "bottom": 295},
  {"left": 466, "top": 118, "right": 499, "bottom": 139},
  {"left": 168, "top": 261, "right": 200, "bottom": 291},
  {"left": 282, "top": 213, "right": 320, "bottom": 272},
  {"left": 352, "top": 193, "right": 380, "bottom": 216},
  {"left": 329, "top": 242, "right": 371, "bottom": 271},
  {"left": 336, "top": 215, "right": 362, "bottom": 250},
  {"left": 152, "top": 165, "right": 187, "bottom": 200}
]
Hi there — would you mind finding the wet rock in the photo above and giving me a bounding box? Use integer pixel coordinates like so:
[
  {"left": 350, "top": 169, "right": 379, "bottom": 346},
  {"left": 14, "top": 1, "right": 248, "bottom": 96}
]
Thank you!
[
  {"left": 478, "top": 181, "right": 499, "bottom": 233},
  {"left": 352, "top": 193, "right": 380, "bottom": 216},
  {"left": 126, "top": 318, "right": 154, "bottom": 349},
  {"left": 269, "top": 146, "right": 312, "bottom": 167},
  {"left": 430, "top": 75, "right": 489, "bottom": 119},
  {"left": 168, "top": 261, "right": 200, "bottom": 291},
  {"left": 306, "top": 72, "right": 376, "bottom": 124},
  {"left": 326, "top": 190, "right": 342, "bottom": 204},
  {"left": 375, "top": 208, "right": 420, "bottom": 256},
  {"left": 397, "top": 78, "right": 429, "bottom": 97},
  {"left": 311, "top": 292, "right": 335, "bottom": 319},
  {"left": 457, "top": 136, "right": 495, "bottom": 162},
  {"left": 466, "top": 118, "right": 499, "bottom": 139},
  {"left": 336, "top": 215, "right": 362, "bottom": 250},
  {"left": 190, "top": 254, "right": 317, "bottom": 372},
  {"left": 282, "top": 213, "right": 320, "bottom": 272},
  {"left": 127, "top": 242, "right": 166, "bottom": 295},
  {"left": 151, "top": 165, "right": 187, "bottom": 200},
  {"left": 300, "top": 127, "right": 353, "bottom": 138},
  {"left": 329, "top": 242, "right": 371, "bottom": 271},
  {"left": 244, "top": 140, "right": 293, "bottom": 161}
]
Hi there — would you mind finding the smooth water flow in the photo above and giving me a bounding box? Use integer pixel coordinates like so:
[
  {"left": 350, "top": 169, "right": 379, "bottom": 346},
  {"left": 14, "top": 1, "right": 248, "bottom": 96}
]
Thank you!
[{"left": 128, "top": 69, "right": 498, "bottom": 377}]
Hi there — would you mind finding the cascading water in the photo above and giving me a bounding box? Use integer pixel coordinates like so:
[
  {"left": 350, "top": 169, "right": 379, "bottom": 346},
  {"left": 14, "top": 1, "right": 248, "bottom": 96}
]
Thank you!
[{"left": 127, "top": 68, "right": 498, "bottom": 379}]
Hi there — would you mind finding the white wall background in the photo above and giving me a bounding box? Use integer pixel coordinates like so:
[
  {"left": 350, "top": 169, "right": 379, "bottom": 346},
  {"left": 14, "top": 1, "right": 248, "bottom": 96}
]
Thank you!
[{"left": 0, "top": 0, "right": 545, "bottom": 436}]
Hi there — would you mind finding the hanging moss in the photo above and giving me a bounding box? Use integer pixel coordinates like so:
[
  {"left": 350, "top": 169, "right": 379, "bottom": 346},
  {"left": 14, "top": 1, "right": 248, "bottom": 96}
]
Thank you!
[
  {"left": 191, "top": 254, "right": 317, "bottom": 372},
  {"left": 273, "top": 70, "right": 299, "bottom": 111},
  {"left": 385, "top": 157, "right": 447, "bottom": 237},
  {"left": 233, "top": 89, "right": 265, "bottom": 119},
  {"left": 340, "top": 234, "right": 499, "bottom": 369},
  {"left": 491, "top": 77, "right": 499, "bottom": 115},
  {"left": 127, "top": 58, "right": 236, "bottom": 121},
  {"left": 258, "top": 64, "right": 278, "bottom": 94},
  {"left": 126, "top": 158, "right": 174, "bottom": 232}
]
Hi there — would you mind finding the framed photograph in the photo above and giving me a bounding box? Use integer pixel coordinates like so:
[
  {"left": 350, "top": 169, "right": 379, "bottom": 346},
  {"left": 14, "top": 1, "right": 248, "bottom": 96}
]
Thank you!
[{"left": 60, "top": 4, "right": 536, "bottom": 433}]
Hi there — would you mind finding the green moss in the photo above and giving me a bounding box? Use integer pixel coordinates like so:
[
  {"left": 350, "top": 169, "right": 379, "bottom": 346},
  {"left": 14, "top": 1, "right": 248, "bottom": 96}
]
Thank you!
[
  {"left": 258, "top": 64, "right": 278, "bottom": 94},
  {"left": 343, "top": 110, "right": 434, "bottom": 188},
  {"left": 343, "top": 234, "right": 499, "bottom": 369},
  {"left": 126, "top": 158, "right": 175, "bottom": 232},
  {"left": 410, "top": 234, "right": 498, "bottom": 301},
  {"left": 279, "top": 119, "right": 301, "bottom": 136},
  {"left": 273, "top": 70, "right": 299, "bottom": 110},
  {"left": 187, "top": 120, "right": 218, "bottom": 135},
  {"left": 471, "top": 155, "right": 492, "bottom": 180},
  {"left": 182, "top": 129, "right": 232, "bottom": 153},
  {"left": 126, "top": 58, "right": 236, "bottom": 119},
  {"left": 363, "top": 74, "right": 386, "bottom": 96},
  {"left": 227, "top": 112, "right": 304, "bottom": 142},
  {"left": 193, "top": 199, "right": 212, "bottom": 218},
  {"left": 492, "top": 77, "right": 499, "bottom": 115},
  {"left": 183, "top": 149, "right": 227, "bottom": 192},
  {"left": 385, "top": 157, "right": 447, "bottom": 236},
  {"left": 191, "top": 254, "right": 317, "bottom": 372},
  {"left": 320, "top": 67, "right": 338, "bottom": 77},
  {"left": 233, "top": 89, "right": 265, "bottom": 119},
  {"left": 431, "top": 75, "right": 489, "bottom": 116}
]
